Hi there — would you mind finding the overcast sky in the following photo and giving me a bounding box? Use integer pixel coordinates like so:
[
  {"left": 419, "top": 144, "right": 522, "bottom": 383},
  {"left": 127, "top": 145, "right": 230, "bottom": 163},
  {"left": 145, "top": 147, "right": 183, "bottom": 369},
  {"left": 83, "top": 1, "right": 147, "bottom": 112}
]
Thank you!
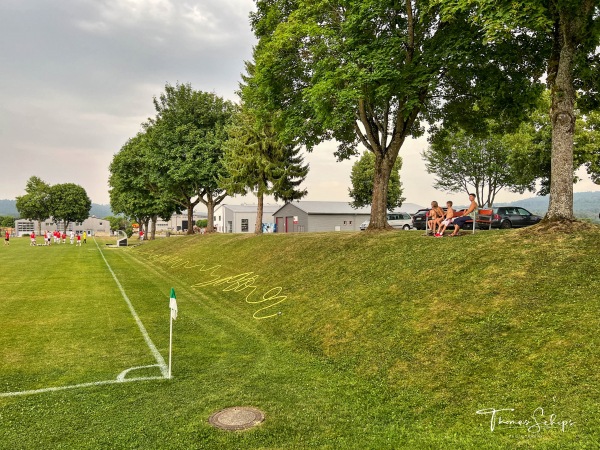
[{"left": 1, "top": 0, "right": 598, "bottom": 212}]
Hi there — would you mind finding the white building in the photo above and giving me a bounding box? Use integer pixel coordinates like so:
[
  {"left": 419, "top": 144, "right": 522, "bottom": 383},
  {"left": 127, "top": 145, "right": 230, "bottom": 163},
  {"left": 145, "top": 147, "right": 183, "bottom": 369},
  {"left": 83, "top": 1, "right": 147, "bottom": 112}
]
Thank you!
[
  {"left": 214, "top": 204, "right": 280, "bottom": 233},
  {"left": 15, "top": 216, "right": 110, "bottom": 237}
]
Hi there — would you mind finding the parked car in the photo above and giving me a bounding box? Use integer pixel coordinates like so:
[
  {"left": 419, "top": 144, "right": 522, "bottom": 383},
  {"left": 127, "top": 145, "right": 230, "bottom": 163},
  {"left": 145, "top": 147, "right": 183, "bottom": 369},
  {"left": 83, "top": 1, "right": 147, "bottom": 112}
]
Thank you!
[
  {"left": 360, "top": 212, "right": 413, "bottom": 230},
  {"left": 412, "top": 208, "right": 449, "bottom": 230},
  {"left": 491, "top": 207, "right": 542, "bottom": 229},
  {"left": 411, "top": 208, "right": 430, "bottom": 230}
]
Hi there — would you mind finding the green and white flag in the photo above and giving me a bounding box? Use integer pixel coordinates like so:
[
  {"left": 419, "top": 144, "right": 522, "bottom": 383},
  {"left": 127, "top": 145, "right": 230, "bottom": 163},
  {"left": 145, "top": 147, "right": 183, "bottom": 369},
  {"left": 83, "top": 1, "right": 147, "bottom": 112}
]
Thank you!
[{"left": 169, "top": 288, "right": 178, "bottom": 320}]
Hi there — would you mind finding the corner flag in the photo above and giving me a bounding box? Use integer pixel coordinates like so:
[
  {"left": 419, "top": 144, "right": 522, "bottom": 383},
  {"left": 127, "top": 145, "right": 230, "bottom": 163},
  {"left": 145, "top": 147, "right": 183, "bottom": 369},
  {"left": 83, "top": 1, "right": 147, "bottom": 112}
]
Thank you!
[{"left": 169, "top": 288, "right": 178, "bottom": 320}]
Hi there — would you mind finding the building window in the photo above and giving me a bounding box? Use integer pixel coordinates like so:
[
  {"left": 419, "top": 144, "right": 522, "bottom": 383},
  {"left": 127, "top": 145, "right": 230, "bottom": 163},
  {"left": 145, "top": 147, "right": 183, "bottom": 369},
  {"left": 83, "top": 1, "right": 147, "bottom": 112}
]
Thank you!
[
  {"left": 349, "top": 221, "right": 352, "bottom": 224},
  {"left": 241, "top": 219, "right": 249, "bottom": 232}
]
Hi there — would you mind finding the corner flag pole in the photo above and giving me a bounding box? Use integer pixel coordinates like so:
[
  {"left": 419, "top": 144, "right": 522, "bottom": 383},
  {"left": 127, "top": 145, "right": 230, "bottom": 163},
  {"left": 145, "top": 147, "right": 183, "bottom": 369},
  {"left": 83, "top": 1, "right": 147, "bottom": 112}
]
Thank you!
[{"left": 168, "top": 288, "right": 178, "bottom": 379}]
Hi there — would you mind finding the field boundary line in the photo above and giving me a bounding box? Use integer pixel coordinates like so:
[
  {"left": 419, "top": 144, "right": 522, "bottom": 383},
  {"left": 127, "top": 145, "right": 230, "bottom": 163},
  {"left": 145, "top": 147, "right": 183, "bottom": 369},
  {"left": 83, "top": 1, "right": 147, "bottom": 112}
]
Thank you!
[
  {"left": 94, "top": 238, "right": 168, "bottom": 377},
  {"left": 0, "top": 375, "right": 165, "bottom": 398}
]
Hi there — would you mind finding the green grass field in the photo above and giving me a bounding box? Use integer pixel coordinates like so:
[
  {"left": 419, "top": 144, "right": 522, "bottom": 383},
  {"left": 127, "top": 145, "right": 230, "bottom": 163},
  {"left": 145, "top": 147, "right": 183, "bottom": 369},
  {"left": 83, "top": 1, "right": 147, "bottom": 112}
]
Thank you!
[{"left": 1, "top": 228, "right": 599, "bottom": 449}]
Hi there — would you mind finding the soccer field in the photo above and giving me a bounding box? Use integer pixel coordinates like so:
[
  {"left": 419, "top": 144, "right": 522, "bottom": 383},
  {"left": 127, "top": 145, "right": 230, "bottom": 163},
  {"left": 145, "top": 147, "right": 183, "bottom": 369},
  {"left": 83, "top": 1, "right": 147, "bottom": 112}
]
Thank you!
[
  {"left": 2, "top": 230, "right": 599, "bottom": 449},
  {"left": 0, "top": 237, "right": 168, "bottom": 397}
]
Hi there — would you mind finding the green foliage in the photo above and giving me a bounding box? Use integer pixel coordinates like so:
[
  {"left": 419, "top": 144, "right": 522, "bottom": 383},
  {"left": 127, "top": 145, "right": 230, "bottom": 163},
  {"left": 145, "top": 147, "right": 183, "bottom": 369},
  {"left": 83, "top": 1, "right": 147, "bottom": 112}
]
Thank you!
[
  {"left": 196, "top": 219, "right": 208, "bottom": 228},
  {"left": 221, "top": 106, "right": 308, "bottom": 203},
  {"left": 0, "top": 216, "right": 15, "bottom": 227},
  {"left": 145, "top": 83, "right": 234, "bottom": 230},
  {"left": 104, "top": 215, "right": 130, "bottom": 232},
  {"left": 424, "top": 124, "right": 529, "bottom": 207},
  {"left": 249, "top": 0, "right": 546, "bottom": 227},
  {"left": 349, "top": 151, "right": 404, "bottom": 211},
  {"left": 49, "top": 183, "right": 92, "bottom": 231},
  {"left": 109, "top": 132, "right": 177, "bottom": 227},
  {"left": 15, "top": 176, "right": 52, "bottom": 229},
  {"left": 504, "top": 93, "right": 600, "bottom": 195}
]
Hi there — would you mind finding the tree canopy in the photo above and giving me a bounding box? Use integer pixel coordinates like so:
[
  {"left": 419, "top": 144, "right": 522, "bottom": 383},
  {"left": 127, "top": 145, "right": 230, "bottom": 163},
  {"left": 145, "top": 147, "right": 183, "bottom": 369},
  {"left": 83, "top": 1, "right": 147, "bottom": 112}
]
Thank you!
[
  {"left": 249, "top": 0, "right": 544, "bottom": 229},
  {"left": 15, "top": 176, "right": 52, "bottom": 235},
  {"left": 437, "top": 0, "right": 600, "bottom": 221},
  {"left": 109, "top": 132, "right": 178, "bottom": 239},
  {"left": 49, "top": 183, "right": 91, "bottom": 232},
  {"left": 145, "top": 83, "right": 234, "bottom": 232}
]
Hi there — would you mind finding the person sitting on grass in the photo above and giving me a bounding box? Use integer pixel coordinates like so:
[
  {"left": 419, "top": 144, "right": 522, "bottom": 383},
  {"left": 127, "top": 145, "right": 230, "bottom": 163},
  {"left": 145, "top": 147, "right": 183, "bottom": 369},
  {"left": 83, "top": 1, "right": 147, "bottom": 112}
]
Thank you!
[
  {"left": 435, "top": 201, "right": 455, "bottom": 237},
  {"left": 427, "top": 201, "right": 445, "bottom": 235},
  {"left": 449, "top": 193, "right": 478, "bottom": 237}
]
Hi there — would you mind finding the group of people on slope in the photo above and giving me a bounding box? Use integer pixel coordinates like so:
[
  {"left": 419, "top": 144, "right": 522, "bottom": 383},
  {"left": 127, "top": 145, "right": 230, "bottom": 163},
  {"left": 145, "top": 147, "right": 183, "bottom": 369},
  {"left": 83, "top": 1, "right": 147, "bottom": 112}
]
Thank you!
[
  {"left": 29, "top": 230, "right": 87, "bottom": 246},
  {"left": 427, "top": 193, "right": 478, "bottom": 237}
]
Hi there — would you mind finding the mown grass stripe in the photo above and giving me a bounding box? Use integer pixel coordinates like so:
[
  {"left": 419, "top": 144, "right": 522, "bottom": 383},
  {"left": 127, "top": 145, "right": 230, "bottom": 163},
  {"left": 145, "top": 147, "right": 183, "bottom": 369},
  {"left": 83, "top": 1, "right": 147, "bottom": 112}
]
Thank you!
[{"left": 94, "top": 238, "right": 168, "bottom": 377}]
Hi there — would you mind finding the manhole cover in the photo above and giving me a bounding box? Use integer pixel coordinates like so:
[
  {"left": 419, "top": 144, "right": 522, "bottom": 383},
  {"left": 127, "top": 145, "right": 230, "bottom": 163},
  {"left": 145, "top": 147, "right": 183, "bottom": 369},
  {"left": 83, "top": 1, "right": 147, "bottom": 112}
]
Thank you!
[{"left": 208, "top": 406, "right": 265, "bottom": 431}]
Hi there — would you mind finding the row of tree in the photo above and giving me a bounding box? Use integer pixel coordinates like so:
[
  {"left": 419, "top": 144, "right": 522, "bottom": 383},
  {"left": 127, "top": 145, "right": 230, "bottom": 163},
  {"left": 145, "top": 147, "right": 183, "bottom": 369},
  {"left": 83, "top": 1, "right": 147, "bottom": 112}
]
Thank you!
[
  {"left": 15, "top": 177, "right": 92, "bottom": 235},
  {"left": 246, "top": 0, "right": 599, "bottom": 229},
  {"left": 108, "top": 82, "right": 309, "bottom": 237}
]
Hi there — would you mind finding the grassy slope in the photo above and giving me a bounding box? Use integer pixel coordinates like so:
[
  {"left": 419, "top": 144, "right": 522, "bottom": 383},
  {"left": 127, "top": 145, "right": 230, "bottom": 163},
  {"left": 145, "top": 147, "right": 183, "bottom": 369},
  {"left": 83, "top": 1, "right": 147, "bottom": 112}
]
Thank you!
[{"left": 1, "top": 228, "right": 599, "bottom": 449}]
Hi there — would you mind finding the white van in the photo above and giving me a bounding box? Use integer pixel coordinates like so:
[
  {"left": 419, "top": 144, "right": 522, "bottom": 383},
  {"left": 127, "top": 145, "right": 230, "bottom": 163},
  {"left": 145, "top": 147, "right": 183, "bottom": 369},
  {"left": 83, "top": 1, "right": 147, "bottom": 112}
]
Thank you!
[
  {"left": 360, "top": 212, "right": 413, "bottom": 230},
  {"left": 387, "top": 212, "right": 413, "bottom": 230}
]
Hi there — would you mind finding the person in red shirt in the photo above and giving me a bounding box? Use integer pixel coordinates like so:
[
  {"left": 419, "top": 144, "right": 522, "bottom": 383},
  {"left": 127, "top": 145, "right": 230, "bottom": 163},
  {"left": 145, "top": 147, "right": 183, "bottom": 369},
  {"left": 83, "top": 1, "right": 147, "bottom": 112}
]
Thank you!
[
  {"left": 139, "top": 230, "right": 144, "bottom": 241},
  {"left": 4, "top": 230, "right": 9, "bottom": 245},
  {"left": 76, "top": 233, "right": 81, "bottom": 246}
]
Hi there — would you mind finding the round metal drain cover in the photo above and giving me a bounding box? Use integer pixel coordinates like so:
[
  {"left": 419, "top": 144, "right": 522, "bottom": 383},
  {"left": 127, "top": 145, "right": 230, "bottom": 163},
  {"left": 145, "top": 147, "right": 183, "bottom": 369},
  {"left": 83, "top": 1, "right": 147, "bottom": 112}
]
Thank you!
[{"left": 208, "top": 406, "right": 265, "bottom": 431}]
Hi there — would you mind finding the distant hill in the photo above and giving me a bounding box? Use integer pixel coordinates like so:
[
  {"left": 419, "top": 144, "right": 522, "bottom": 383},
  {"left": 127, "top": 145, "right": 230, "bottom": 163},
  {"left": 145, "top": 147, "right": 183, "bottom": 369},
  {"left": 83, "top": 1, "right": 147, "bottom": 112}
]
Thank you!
[
  {"left": 0, "top": 199, "right": 18, "bottom": 216},
  {"left": 0, "top": 200, "right": 113, "bottom": 218}
]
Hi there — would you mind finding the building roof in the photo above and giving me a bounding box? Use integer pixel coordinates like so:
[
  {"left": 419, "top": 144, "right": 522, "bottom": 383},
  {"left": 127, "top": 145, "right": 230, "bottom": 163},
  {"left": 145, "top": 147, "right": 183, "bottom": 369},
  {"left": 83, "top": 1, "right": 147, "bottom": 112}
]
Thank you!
[
  {"left": 273, "top": 201, "right": 371, "bottom": 216},
  {"left": 272, "top": 201, "right": 426, "bottom": 216},
  {"left": 216, "top": 204, "right": 281, "bottom": 214}
]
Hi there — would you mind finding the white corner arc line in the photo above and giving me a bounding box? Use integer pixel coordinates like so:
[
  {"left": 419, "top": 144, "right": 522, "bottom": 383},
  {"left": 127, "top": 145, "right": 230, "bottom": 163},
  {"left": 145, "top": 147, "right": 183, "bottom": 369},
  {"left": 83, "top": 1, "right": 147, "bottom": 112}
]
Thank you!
[
  {"left": 0, "top": 376, "right": 166, "bottom": 398},
  {"left": 95, "top": 238, "right": 168, "bottom": 377}
]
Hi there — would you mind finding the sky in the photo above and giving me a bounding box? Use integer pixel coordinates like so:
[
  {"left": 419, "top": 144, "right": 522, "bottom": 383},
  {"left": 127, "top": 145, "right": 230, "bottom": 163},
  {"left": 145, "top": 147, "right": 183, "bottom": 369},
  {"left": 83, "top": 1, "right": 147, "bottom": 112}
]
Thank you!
[{"left": 1, "top": 0, "right": 598, "bottom": 213}]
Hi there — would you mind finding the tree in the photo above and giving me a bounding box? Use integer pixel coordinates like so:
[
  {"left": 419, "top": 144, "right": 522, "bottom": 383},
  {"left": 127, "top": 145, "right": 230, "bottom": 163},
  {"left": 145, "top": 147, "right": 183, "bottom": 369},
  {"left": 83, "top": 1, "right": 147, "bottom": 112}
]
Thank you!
[
  {"left": 349, "top": 151, "right": 404, "bottom": 214},
  {"left": 109, "top": 132, "right": 178, "bottom": 240},
  {"left": 221, "top": 105, "right": 308, "bottom": 234},
  {"left": 504, "top": 92, "right": 598, "bottom": 196},
  {"left": 0, "top": 216, "right": 15, "bottom": 228},
  {"left": 104, "top": 216, "right": 130, "bottom": 233},
  {"left": 423, "top": 127, "right": 528, "bottom": 207},
  {"left": 439, "top": 0, "right": 600, "bottom": 221},
  {"left": 145, "top": 83, "right": 234, "bottom": 233},
  {"left": 15, "top": 176, "right": 52, "bottom": 235},
  {"left": 249, "top": 0, "right": 540, "bottom": 229},
  {"left": 49, "top": 183, "right": 91, "bottom": 233}
]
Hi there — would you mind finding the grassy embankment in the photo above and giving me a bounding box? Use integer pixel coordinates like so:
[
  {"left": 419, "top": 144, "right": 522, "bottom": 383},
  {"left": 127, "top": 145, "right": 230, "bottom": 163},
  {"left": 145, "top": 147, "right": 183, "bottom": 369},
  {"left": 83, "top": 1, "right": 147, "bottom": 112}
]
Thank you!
[{"left": 0, "top": 227, "right": 599, "bottom": 449}]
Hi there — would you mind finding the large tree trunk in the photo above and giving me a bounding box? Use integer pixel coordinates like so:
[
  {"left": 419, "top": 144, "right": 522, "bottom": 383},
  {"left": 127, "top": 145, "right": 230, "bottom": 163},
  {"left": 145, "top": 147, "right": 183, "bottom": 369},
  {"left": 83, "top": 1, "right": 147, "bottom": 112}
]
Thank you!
[
  {"left": 150, "top": 215, "right": 157, "bottom": 240},
  {"left": 547, "top": 20, "right": 576, "bottom": 221},
  {"left": 255, "top": 192, "right": 264, "bottom": 234},
  {"left": 186, "top": 205, "right": 195, "bottom": 235},
  {"left": 368, "top": 152, "right": 395, "bottom": 230},
  {"left": 206, "top": 197, "right": 215, "bottom": 233}
]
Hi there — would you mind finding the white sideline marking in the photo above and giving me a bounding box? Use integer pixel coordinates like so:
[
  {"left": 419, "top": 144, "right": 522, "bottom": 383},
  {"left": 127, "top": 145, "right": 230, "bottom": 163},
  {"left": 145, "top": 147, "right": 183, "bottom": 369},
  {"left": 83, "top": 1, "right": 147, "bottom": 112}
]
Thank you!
[
  {"left": 95, "top": 239, "right": 168, "bottom": 377},
  {"left": 0, "top": 241, "right": 169, "bottom": 398}
]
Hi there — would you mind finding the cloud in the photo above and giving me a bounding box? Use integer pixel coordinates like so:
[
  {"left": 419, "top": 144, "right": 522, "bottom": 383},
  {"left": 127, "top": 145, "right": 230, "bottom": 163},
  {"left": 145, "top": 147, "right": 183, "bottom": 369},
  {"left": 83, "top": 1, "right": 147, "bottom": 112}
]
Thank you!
[{"left": 0, "top": 0, "right": 256, "bottom": 203}]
